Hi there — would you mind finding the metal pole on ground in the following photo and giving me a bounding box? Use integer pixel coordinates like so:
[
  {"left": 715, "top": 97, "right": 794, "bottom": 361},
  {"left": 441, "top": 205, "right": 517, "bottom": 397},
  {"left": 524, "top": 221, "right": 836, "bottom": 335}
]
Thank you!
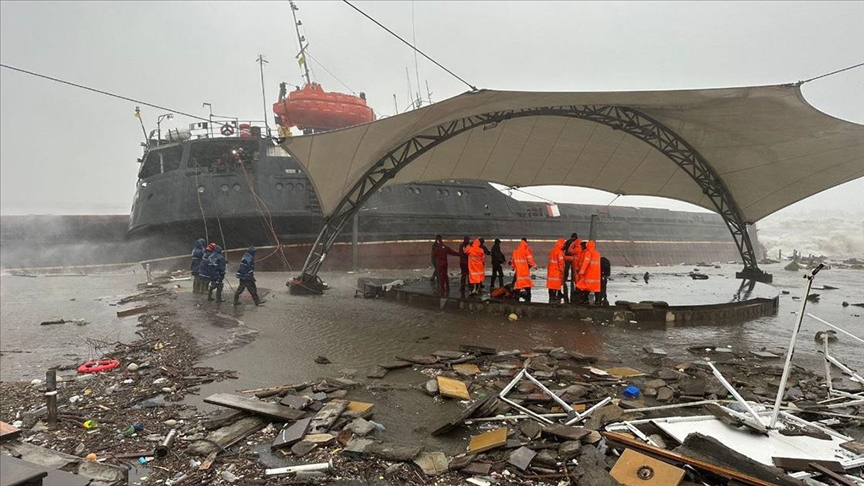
[
  {"left": 352, "top": 213, "right": 359, "bottom": 271},
  {"left": 769, "top": 263, "right": 823, "bottom": 429},
  {"left": 46, "top": 370, "right": 57, "bottom": 425}
]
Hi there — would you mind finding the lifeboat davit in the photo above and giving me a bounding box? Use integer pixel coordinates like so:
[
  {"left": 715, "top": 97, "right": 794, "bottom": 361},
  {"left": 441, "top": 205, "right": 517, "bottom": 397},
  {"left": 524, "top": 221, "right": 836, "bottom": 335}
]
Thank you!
[{"left": 273, "top": 82, "right": 376, "bottom": 132}]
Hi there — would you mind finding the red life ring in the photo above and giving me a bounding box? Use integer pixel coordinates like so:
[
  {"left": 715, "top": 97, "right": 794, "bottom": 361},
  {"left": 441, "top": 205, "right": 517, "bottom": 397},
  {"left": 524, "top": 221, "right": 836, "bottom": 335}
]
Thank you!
[
  {"left": 77, "top": 359, "right": 121, "bottom": 374},
  {"left": 220, "top": 124, "right": 235, "bottom": 136}
]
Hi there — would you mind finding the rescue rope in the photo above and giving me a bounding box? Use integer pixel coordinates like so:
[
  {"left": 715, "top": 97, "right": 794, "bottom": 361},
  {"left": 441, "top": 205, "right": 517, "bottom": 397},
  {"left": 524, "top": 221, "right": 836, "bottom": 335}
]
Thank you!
[
  {"left": 237, "top": 160, "right": 292, "bottom": 271},
  {"left": 193, "top": 167, "right": 210, "bottom": 242}
]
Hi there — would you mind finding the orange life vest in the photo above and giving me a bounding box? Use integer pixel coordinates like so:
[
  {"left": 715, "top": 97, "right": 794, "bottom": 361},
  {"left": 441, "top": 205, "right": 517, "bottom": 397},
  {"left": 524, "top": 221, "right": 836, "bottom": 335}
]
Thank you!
[{"left": 546, "top": 239, "right": 566, "bottom": 290}]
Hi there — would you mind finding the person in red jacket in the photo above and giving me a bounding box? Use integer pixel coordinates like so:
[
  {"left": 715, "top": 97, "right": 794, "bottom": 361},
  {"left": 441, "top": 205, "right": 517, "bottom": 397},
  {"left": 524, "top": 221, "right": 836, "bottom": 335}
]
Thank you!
[
  {"left": 465, "top": 238, "right": 486, "bottom": 297},
  {"left": 546, "top": 239, "right": 566, "bottom": 303},
  {"left": 510, "top": 238, "right": 536, "bottom": 303},
  {"left": 458, "top": 236, "right": 471, "bottom": 294},
  {"left": 576, "top": 240, "right": 602, "bottom": 304},
  {"left": 432, "top": 235, "right": 460, "bottom": 297}
]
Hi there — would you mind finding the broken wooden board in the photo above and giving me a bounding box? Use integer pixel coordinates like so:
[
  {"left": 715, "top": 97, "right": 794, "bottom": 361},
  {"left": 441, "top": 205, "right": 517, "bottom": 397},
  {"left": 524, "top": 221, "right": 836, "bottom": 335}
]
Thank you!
[
  {"left": 0, "top": 421, "right": 22, "bottom": 442},
  {"left": 279, "top": 395, "right": 311, "bottom": 410},
  {"left": 772, "top": 456, "right": 845, "bottom": 473},
  {"left": 808, "top": 462, "right": 857, "bottom": 486},
  {"left": 750, "top": 351, "right": 780, "bottom": 359},
  {"left": 605, "top": 367, "right": 646, "bottom": 379},
  {"left": 603, "top": 431, "right": 785, "bottom": 486},
  {"left": 467, "top": 427, "right": 508, "bottom": 454},
  {"left": 203, "top": 393, "right": 306, "bottom": 422},
  {"left": 116, "top": 305, "right": 148, "bottom": 317},
  {"left": 0, "top": 455, "right": 48, "bottom": 486},
  {"left": 202, "top": 409, "right": 247, "bottom": 430},
  {"left": 610, "top": 448, "right": 685, "bottom": 486},
  {"left": 437, "top": 376, "right": 470, "bottom": 400},
  {"left": 308, "top": 400, "right": 348, "bottom": 434},
  {"left": 453, "top": 363, "right": 481, "bottom": 376},
  {"left": 271, "top": 418, "right": 311, "bottom": 450},
  {"left": 343, "top": 401, "right": 375, "bottom": 419},
  {"left": 432, "top": 396, "right": 492, "bottom": 436},
  {"left": 189, "top": 417, "right": 267, "bottom": 456},
  {"left": 541, "top": 424, "right": 591, "bottom": 442}
]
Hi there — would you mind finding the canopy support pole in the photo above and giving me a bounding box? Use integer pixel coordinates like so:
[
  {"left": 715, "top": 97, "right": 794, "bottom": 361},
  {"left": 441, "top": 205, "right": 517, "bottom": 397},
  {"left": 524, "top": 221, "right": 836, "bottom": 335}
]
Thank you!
[{"left": 289, "top": 105, "right": 770, "bottom": 290}]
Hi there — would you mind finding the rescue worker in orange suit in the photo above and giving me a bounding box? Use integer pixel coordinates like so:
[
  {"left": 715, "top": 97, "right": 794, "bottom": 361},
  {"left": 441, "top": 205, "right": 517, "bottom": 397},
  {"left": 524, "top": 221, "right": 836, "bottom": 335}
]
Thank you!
[
  {"left": 576, "top": 240, "right": 602, "bottom": 304},
  {"left": 546, "top": 239, "right": 566, "bottom": 303},
  {"left": 432, "top": 235, "right": 461, "bottom": 296},
  {"left": 458, "top": 236, "right": 471, "bottom": 294},
  {"left": 510, "top": 238, "right": 536, "bottom": 303},
  {"left": 561, "top": 233, "right": 579, "bottom": 303},
  {"left": 564, "top": 236, "right": 583, "bottom": 303},
  {"left": 465, "top": 238, "right": 486, "bottom": 297}
]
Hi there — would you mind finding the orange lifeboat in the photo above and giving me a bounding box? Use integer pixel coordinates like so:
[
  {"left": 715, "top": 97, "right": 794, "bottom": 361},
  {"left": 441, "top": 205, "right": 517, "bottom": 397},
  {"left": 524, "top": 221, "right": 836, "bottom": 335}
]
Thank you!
[{"left": 273, "top": 82, "right": 376, "bottom": 132}]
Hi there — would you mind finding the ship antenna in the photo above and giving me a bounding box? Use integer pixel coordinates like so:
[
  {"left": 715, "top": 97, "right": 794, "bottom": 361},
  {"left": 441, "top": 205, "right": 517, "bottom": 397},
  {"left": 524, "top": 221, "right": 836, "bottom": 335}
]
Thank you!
[{"left": 290, "top": 1, "right": 312, "bottom": 86}]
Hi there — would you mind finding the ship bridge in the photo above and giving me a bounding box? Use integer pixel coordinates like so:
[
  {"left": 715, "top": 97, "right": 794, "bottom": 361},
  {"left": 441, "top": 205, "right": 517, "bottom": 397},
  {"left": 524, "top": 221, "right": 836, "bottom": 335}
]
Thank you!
[{"left": 281, "top": 84, "right": 864, "bottom": 287}]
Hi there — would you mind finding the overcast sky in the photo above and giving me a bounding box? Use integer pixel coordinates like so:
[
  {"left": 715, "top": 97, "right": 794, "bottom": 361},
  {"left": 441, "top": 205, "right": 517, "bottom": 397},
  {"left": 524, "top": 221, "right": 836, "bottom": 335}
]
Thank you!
[{"left": 1, "top": 1, "right": 862, "bottom": 220}]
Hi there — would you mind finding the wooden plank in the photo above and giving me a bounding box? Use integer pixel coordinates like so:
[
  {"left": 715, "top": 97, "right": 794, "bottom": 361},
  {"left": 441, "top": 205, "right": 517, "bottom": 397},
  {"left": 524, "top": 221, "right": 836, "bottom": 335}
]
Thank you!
[
  {"left": 610, "top": 449, "right": 685, "bottom": 486},
  {"left": 453, "top": 363, "right": 481, "bottom": 376},
  {"left": 203, "top": 393, "right": 306, "bottom": 422},
  {"left": 772, "top": 457, "right": 845, "bottom": 473},
  {"left": 602, "top": 432, "right": 783, "bottom": 486},
  {"left": 202, "top": 409, "right": 247, "bottom": 430},
  {"left": 808, "top": 462, "right": 857, "bottom": 486},
  {"left": 437, "top": 376, "right": 470, "bottom": 400},
  {"left": 605, "top": 367, "right": 646, "bottom": 379},
  {"left": 0, "top": 455, "right": 48, "bottom": 486},
  {"left": 308, "top": 400, "right": 348, "bottom": 434},
  {"left": 271, "top": 418, "right": 311, "bottom": 450},
  {"left": 343, "top": 401, "right": 375, "bottom": 419},
  {"left": 117, "top": 305, "right": 148, "bottom": 317},
  {"left": 0, "top": 420, "right": 22, "bottom": 442},
  {"left": 541, "top": 424, "right": 590, "bottom": 442},
  {"left": 467, "top": 427, "right": 508, "bottom": 454},
  {"left": 432, "top": 396, "right": 492, "bottom": 436}
]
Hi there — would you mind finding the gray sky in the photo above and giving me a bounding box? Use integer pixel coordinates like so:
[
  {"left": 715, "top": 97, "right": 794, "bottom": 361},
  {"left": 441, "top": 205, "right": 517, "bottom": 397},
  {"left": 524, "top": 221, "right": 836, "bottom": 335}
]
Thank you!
[{"left": 1, "top": 1, "right": 862, "bottom": 220}]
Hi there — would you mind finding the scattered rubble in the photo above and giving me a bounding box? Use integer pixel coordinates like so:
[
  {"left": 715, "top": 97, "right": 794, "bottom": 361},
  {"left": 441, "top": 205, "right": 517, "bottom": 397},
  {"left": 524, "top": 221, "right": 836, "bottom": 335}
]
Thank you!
[{"left": 2, "top": 277, "right": 862, "bottom": 485}]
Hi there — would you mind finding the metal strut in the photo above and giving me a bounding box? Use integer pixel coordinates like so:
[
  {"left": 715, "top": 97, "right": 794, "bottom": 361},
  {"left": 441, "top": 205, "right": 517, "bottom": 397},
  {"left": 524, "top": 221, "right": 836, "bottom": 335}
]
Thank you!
[{"left": 290, "top": 105, "right": 771, "bottom": 290}]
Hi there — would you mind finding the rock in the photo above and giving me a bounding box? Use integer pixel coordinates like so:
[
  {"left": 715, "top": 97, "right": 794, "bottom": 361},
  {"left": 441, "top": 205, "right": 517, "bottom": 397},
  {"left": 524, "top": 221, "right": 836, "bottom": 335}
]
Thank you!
[
  {"left": 578, "top": 465, "right": 625, "bottom": 486},
  {"left": 425, "top": 379, "right": 439, "bottom": 396},
  {"left": 315, "top": 356, "right": 331, "bottom": 364},
  {"left": 448, "top": 454, "right": 475, "bottom": 470},
  {"left": 644, "top": 379, "right": 667, "bottom": 389},
  {"left": 559, "top": 441, "right": 581, "bottom": 459},
  {"left": 583, "top": 405, "right": 628, "bottom": 430},
  {"left": 164, "top": 419, "right": 178, "bottom": 427},
  {"left": 220, "top": 471, "right": 239, "bottom": 483},
  {"left": 291, "top": 440, "right": 317, "bottom": 457},
  {"left": 784, "top": 387, "right": 804, "bottom": 401},
  {"left": 127, "top": 363, "right": 139, "bottom": 372},
  {"left": 366, "top": 443, "right": 421, "bottom": 462},
  {"left": 656, "top": 369, "right": 682, "bottom": 381},
  {"left": 578, "top": 444, "right": 607, "bottom": 469},
  {"left": 519, "top": 420, "right": 542, "bottom": 440},
  {"left": 678, "top": 377, "right": 707, "bottom": 396},
  {"left": 555, "top": 384, "right": 588, "bottom": 399},
  {"left": 343, "top": 437, "right": 375, "bottom": 456},
  {"left": 346, "top": 418, "right": 376, "bottom": 437},
  {"left": 657, "top": 387, "right": 675, "bottom": 402},
  {"left": 507, "top": 447, "right": 536, "bottom": 471},
  {"left": 647, "top": 434, "right": 667, "bottom": 449},
  {"left": 413, "top": 452, "right": 449, "bottom": 476},
  {"left": 534, "top": 449, "right": 558, "bottom": 467}
]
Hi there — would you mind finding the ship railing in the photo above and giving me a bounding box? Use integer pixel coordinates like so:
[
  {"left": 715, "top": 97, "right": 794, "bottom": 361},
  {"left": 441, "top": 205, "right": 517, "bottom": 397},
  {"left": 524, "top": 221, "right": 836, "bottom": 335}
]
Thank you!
[{"left": 163, "top": 120, "right": 273, "bottom": 142}]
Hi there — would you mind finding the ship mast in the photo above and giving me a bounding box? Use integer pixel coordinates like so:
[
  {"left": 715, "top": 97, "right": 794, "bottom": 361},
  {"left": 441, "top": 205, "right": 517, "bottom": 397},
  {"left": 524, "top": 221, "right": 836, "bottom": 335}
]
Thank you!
[{"left": 289, "top": 1, "right": 312, "bottom": 86}]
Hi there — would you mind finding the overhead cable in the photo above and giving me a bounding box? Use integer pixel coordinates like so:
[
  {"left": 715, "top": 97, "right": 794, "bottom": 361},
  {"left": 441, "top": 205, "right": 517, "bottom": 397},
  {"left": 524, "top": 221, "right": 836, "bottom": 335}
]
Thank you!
[
  {"left": 0, "top": 63, "right": 212, "bottom": 122},
  {"left": 798, "top": 61, "right": 864, "bottom": 85},
  {"left": 341, "top": 0, "right": 477, "bottom": 92}
]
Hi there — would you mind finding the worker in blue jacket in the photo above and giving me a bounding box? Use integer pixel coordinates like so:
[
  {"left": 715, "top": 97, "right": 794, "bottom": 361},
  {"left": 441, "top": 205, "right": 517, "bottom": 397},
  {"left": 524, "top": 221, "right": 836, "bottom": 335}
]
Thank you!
[
  {"left": 207, "top": 245, "right": 227, "bottom": 302},
  {"left": 233, "top": 246, "right": 263, "bottom": 306},
  {"left": 190, "top": 239, "right": 206, "bottom": 293},
  {"left": 199, "top": 243, "right": 215, "bottom": 293}
]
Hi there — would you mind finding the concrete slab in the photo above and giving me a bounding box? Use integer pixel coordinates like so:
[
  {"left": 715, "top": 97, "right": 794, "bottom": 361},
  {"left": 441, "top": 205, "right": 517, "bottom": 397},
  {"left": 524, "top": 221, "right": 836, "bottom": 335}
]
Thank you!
[
  {"left": 413, "top": 452, "right": 449, "bottom": 476},
  {"left": 507, "top": 446, "right": 536, "bottom": 471}
]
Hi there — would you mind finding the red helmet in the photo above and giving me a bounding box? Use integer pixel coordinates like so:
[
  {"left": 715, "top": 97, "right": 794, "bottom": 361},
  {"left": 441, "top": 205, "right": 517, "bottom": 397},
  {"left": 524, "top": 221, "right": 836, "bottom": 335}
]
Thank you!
[{"left": 206, "top": 243, "right": 216, "bottom": 251}]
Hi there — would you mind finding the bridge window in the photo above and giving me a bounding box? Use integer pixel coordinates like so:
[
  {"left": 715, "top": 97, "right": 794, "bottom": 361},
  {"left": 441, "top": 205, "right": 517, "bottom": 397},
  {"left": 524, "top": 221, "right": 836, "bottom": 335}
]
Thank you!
[{"left": 139, "top": 146, "right": 183, "bottom": 179}]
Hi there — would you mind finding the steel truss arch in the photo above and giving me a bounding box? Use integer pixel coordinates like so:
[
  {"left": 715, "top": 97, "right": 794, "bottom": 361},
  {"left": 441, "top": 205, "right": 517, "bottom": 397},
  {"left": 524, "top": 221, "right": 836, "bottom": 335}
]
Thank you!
[{"left": 290, "top": 105, "right": 770, "bottom": 292}]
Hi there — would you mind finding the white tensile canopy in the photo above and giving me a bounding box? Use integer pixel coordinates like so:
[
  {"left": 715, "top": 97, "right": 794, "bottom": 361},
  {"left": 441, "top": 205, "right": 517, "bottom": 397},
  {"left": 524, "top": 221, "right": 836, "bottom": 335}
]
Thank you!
[{"left": 281, "top": 84, "right": 864, "bottom": 222}]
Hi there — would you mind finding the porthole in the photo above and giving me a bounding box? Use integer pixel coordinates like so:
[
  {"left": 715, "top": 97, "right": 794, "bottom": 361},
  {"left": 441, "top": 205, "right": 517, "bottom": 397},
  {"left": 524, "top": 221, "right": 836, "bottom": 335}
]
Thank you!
[
  {"left": 221, "top": 184, "right": 229, "bottom": 192},
  {"left": 414, "top": 187, "right": 422, "bottom": 195},
  {"left": 276, "top": 183, "right": 284, "bottom": 190},
  {"left": 197, "top": 186, "right": 205, "bottom": 193},
  {"left": 287, "top": 183, "right": 295, "bottom": 191},
  {"left": 233, "top": 183, "right": 241, "bottom": 192},
  {"left": 296, "top": 183, "right": 304, "bottom": 191},
  {"left": 436, "top": 189, "right": 442, "bottom": 195},
  {"left": 443, "top": 189, "right": 450, "bottom": 196},
  {"left": 457, "top": 190, "right": 463, "bottom": 197}
]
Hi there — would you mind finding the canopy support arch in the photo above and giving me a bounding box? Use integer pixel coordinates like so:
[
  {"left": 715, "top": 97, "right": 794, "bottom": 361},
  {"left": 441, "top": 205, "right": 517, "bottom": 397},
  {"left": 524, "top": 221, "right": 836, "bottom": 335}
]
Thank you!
[{"left": 289, "top": 105, "right": 771, "bottom": 293}]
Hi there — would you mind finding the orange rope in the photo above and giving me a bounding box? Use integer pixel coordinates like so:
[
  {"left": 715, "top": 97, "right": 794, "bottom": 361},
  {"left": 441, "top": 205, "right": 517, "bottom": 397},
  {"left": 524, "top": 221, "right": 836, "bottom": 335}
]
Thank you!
[{"left": 238, "top": 160, "right": 292, "bottom": 271}]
